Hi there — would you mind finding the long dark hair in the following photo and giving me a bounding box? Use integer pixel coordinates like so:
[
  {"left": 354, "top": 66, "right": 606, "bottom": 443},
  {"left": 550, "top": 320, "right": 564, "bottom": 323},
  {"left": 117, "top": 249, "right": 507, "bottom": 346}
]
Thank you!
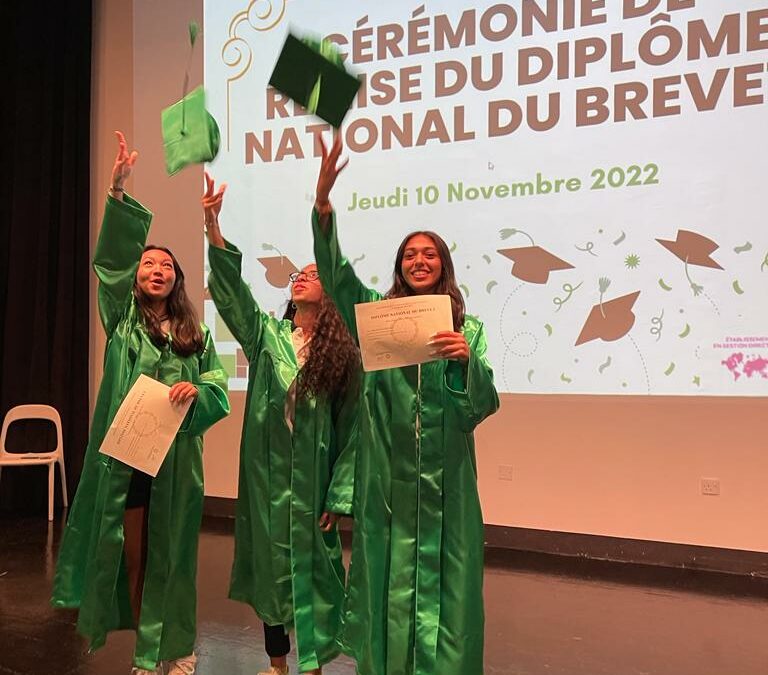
[
  {"left": 133, "top": 245, "right": 205, "bottom": 357},
  {"left": 283, "top": 295, "right": 359, "bottom": 400},
  {"left": 386, "top": 230, "right": 465, "bottom": 330}
]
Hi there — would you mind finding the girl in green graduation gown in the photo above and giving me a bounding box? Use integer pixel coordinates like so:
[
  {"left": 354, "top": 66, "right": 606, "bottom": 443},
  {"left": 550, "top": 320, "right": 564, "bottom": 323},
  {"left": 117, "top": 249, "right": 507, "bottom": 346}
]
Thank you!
[
  {"left": 202, "top": 173, "right": 359, "bottom": 675},
  {"left": 52, "top": 132, "right": 230, "bottom": 675},
  {"left": 311, "top": 136, "right": 500, "bottom": 675}
]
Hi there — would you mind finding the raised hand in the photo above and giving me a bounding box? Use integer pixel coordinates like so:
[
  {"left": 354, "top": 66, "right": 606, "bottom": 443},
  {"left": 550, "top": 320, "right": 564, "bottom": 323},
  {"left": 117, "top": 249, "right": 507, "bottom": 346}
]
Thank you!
[
  {"left": 202, "top": 171, "right": 227, "bottom": 248},
  {"left": 429, "top": 331, "right": 470, "bottom": 363},
  {"left": 202, "top": 171, "right": 227, "bottom": 226},
  {"left": 315, "top": 133, "right": 348, "bottom": 206},
  {"left": 111, "top": 131, "right": 138, "bottom": 193}
]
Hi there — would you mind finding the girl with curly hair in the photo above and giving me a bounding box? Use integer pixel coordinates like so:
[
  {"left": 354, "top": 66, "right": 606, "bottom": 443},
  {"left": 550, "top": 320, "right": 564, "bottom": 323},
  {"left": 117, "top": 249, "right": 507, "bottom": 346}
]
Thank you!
[{"left": 203, "top": 173, "right": 359, "bottom": 675}]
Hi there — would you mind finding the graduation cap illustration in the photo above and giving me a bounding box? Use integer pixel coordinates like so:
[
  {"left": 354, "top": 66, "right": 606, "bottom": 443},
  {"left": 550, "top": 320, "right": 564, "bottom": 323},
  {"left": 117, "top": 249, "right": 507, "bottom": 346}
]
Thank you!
[
  {"left": 575, "top": 291, "right": 640, "bottom": 346},
  {"left": 497, "top": 246, "right": 574, "bottom": 284},
  {"left": 258, "top": 256, "right": 299, "bottom": 288},
  {"left": 656, "top": 230, "right": 723, "bottom": 269},
  {"left": 269, "top": 32, "right": 361, "bottom": 128},
  {"left": 161, "top": 22, "right": 221, "bottom": 175}
]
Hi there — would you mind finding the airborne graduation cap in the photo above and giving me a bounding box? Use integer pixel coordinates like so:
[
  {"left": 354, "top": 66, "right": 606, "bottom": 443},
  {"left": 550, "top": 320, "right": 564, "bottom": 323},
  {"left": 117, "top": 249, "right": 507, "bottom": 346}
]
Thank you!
[
  {"left": 269, "top": 32, "right": 360, "bottom": 128},
  {"left": 161, "top": 21, "right": 221, "bottom": 175}
]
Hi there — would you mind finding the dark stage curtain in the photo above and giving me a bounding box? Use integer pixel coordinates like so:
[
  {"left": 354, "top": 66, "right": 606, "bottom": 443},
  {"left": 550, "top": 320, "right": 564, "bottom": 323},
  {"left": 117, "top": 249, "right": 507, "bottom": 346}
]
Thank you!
[{"left": 0, "top": 2, "right": 92, "bottom": 514}]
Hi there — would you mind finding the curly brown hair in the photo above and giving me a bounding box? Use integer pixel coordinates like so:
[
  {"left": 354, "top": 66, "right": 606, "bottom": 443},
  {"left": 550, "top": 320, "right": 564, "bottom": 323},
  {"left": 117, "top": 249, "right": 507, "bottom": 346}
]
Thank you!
[
  {"left": 133, "top": 245, "right": 205, "bottom": 357},
  {"left": 283, "top": 294, "right": 360, "bottom": 400},
  {"left": 386, "top": 230, "right": 466, "bottom": 330}
]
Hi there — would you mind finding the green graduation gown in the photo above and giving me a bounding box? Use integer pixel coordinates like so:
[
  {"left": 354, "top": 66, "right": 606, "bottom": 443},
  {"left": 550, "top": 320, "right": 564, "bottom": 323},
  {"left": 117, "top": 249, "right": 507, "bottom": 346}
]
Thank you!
[
  {"left": 312, "top": 210, "right": 500, "bottom": 675},
  {"left": 207, "top": 241, "right": 357, "bottom": 673},
  {"left": 51, "top": 194, "right": 230, "bottom": 670}
]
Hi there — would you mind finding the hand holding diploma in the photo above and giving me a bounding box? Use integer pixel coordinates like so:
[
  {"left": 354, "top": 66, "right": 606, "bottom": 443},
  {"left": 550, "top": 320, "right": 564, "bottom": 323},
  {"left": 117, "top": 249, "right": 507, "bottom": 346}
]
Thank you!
[
  {"left": 169, "top": 381, "right": 198, "bottom": 405},
  {"left": 99, "top": 374, "right": 195, "bottom": 476},
  {"left": 354, "top": 295, "right": 454, "bottom": 372},
  {"left": 428, "top": 331, "right": 470, "bottom": 363}
]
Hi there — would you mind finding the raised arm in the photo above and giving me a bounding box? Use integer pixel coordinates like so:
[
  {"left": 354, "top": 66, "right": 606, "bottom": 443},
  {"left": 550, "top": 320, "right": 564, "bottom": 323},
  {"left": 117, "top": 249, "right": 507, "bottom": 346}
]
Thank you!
[
  {"left": 93, "top": 131, "right": 152, "bottom": 335},
  {"left": 204, "top": 172, "right": 269, "bottom": 360},
  {"left": 312, "top": 134, "right": 378, "bottom": 340}
]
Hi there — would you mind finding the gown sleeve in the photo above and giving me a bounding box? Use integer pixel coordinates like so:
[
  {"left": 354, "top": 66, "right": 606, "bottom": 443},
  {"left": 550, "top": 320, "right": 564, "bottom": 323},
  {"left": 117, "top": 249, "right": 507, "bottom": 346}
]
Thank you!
[
  {"left": 92, "top": 193, "right": 153, "bottom": 336},
  {"left": 180, "top": 328, "right": 231, "bottom": 437},
  {"left": 312, "top": 207, "right": 380, "bottom": 341},
  {"left": 207, "top": 239, "right": 271, "bottom": 361},
  {"left": 443, "top": 320, "right": 500, "bottom": 433},
  {"left": 323, "top": 373, "right": 361, "bottom": 515}
]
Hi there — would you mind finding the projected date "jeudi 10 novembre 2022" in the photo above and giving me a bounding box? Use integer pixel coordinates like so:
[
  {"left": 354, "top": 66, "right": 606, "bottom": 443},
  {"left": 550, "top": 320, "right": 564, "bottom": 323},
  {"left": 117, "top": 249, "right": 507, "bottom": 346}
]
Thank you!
[{"left": 346, "top": 163, "right": 661, "bottom": 210}]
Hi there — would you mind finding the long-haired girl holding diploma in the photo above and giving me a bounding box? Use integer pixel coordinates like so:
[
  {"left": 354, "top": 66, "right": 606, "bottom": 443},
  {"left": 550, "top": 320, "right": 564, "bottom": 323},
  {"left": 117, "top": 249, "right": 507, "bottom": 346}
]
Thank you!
[
  {"left": 52, "top": 132, "right": 230, "bottom": 675},
  {"left": 311, "top": 135, "right": 500, "bottom": 675}
]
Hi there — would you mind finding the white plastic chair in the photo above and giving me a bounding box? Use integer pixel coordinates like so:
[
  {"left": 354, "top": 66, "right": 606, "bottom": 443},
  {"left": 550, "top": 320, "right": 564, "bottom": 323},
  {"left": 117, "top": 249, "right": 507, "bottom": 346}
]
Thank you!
[{"left": 0, "top": 405, "right": 68, "bottom": 521}]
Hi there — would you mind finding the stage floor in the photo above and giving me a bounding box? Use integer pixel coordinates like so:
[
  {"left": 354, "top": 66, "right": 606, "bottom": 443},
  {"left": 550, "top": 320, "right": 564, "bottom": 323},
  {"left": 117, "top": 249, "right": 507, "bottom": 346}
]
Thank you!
[{"left": 1, "top": 514, "right": 766, "bottom": 674}]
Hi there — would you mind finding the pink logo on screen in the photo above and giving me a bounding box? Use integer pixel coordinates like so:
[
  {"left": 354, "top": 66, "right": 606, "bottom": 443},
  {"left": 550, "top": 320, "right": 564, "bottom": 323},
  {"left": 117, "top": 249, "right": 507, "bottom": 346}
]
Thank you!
[{"left": 721, "top": 353, "right": 768, "bottom": 381}]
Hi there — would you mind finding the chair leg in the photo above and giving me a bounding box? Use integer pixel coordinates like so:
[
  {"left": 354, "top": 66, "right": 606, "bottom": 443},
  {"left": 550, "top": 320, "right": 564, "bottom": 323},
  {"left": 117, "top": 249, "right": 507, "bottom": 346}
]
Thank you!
[
  {"left": 48, "top": 463, "right": 54, "bottom": 521},
  {"left": 59, "top": 459, "right": 69, "bottom": 508}
]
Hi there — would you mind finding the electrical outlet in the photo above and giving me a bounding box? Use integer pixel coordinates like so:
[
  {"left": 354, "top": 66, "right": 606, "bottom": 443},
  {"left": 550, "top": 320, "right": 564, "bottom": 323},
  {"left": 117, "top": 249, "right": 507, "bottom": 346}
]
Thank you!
[
  {"left": 700, "top": 478, "right": 720, "bottom": 496},
  {"left": 498, "top": 464, "right": 514, "bottom": 481}
]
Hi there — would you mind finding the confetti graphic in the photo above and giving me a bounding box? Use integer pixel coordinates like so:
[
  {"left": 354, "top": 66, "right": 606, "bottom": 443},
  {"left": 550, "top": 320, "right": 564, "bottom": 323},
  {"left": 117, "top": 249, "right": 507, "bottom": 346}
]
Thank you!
[
  {"left": 553, "top": 282, "right": 582, "bottom": 311},
  {"left": 575, "top": 241, "right": 598, "bottom": 257},
  {"left": 650, "top": 310, "right": 664, "bottom": 342}
]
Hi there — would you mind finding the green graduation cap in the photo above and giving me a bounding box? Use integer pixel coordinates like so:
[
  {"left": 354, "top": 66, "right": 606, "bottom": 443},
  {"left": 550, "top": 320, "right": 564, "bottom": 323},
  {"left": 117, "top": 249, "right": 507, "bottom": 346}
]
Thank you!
[
  {"left": 269, "top": 33, "right": 360, "bottom": 128},
  {"left": 161, "top": 85, "right": 221, "bottom": 176}
]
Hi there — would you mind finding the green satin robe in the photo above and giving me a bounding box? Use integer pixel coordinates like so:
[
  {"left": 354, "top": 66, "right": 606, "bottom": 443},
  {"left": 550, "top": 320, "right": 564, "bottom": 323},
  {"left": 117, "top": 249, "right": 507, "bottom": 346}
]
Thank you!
[
  {"left": 313, "top": 210, "right": 500, "bottom": 675},
  {"left": 51, "top": 194, "right": 230, "bottom": 670},
  {"left": 207, "top": 241, "right": 357, "bottom": 673}
]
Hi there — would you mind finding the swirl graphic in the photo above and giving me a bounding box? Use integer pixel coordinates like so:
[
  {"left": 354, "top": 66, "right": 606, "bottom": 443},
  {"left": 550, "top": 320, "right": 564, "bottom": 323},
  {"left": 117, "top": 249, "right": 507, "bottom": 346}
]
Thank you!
[
  {"left": 248, "top": 0, "right": 287, "bottom": 31},
  {"left": 222, "top": 0, "right": 288, "bottom": 149}
]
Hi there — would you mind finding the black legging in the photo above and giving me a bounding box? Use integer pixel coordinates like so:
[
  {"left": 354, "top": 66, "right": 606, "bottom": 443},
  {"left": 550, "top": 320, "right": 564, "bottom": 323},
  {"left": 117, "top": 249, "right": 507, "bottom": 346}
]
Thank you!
[{"left": 264, "top": 623, "right": 290, "bottom": 658}]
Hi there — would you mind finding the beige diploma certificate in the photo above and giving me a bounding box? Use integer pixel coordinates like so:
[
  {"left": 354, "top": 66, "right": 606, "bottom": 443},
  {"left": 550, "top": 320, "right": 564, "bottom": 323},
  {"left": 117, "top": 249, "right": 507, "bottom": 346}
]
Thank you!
[
  {"left": 99, "top": 374, "right": 192, "bottom": 477},
  {"left": 354, "top": 294, "right": 454, "bottom": 372}
]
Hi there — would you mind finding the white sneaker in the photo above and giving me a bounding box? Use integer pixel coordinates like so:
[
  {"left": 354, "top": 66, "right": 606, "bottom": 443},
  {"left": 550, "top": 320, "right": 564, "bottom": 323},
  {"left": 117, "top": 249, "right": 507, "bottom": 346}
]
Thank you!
[
  {"left": 166, "top": 653, "right": 197, "bottom": 675},
  {"left": 257, "top": 667, "right": 289, "bottom": 675}
]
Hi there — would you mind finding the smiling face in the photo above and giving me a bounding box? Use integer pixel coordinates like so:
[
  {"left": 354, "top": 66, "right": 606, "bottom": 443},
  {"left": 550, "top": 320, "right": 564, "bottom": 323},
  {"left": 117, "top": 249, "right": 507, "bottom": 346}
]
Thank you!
[
  {"left": 400, "top": 234, "right": 443, "bottom": 294},
  {"left": 136, "top": 248, "right": 177, "bottom": 302},
  {"left": 291, "top": 263, "right": 323, "bottom": 306}
]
